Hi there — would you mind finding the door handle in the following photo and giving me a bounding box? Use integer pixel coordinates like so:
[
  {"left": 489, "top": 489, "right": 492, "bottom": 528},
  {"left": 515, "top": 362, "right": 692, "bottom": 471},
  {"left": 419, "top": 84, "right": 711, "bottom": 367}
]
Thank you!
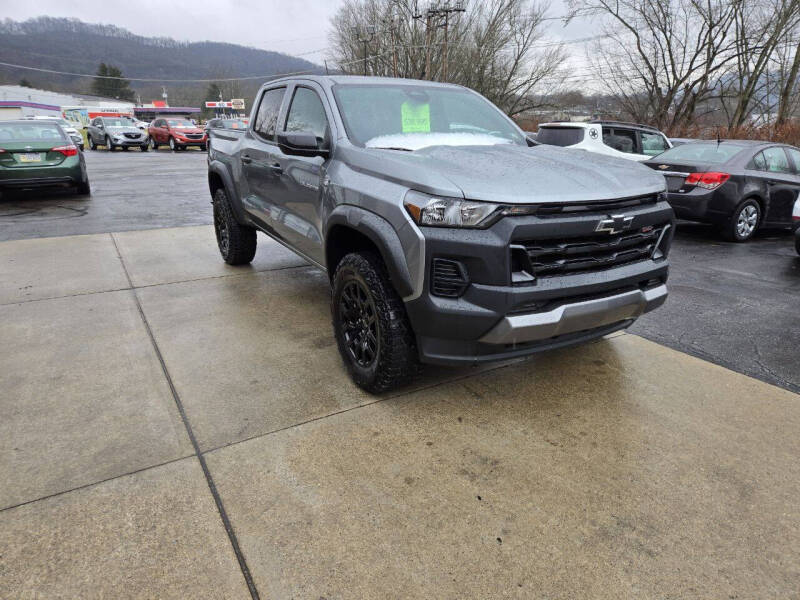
[
  {"left": 269, "top": 162, "right": 283, "bottom": 175},
  {"left": 241, "top": 155, "right": 252, "bottom": 164}
]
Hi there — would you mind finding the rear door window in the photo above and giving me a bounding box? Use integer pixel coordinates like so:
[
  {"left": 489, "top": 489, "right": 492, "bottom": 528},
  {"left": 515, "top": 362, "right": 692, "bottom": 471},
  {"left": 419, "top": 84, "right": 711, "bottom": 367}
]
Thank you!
[
  {"left": 536, "top": 127, "right": 584, "bottom": 146},
  {"left": 603, "top": 128, "right": 637, "bottom": 154},
  {"left": 762, "top": 147, "right": 792, "bottom": 174},
  {"left": 254, "top": 87, "right": 286, "bottom": 142},
  {"left": 784, "top": 147, "right": 800, "bottom": 174}
]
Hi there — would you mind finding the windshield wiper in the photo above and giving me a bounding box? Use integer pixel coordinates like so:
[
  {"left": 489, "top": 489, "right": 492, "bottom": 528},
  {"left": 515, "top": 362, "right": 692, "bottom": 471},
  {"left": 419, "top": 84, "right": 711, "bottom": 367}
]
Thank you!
[{"left": 371, "top": 146, "right": 413, "bottom": 152}]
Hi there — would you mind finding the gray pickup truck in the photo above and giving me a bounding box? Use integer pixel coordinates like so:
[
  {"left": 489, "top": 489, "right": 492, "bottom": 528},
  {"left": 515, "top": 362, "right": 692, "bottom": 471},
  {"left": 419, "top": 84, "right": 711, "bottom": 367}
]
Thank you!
[{"left": 207, "top": 75, "right": 674, "bottom": 392}]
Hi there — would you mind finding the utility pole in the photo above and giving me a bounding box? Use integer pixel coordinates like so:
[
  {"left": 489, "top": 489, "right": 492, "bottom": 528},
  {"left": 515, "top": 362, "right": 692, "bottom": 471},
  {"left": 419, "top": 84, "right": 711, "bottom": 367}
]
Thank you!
[
  {"left": 428, "top": 0, "right": 465, "bottom": 82},
  {"left": 355, "top": 25, "right": 377, "bottom": 76},
  {"left": 383, "top": 10, "right": 399, "bottom": 78}
]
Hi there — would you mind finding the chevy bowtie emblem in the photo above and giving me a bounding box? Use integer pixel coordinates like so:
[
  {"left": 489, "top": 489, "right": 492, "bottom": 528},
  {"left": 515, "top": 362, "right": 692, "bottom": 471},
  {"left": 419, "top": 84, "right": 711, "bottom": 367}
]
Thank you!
[
  {"left": 658, "top": 164, "right": 670, "bottom": 170},
  {"left": 596, "top": 215, "right": 634, "bottom": 235}
]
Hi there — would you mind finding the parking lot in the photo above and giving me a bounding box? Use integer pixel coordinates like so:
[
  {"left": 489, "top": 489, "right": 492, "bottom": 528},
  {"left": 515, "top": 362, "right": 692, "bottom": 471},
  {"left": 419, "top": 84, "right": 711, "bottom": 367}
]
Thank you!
[{"left": 2, "top": 150, "right": 799, "bottom": 598}]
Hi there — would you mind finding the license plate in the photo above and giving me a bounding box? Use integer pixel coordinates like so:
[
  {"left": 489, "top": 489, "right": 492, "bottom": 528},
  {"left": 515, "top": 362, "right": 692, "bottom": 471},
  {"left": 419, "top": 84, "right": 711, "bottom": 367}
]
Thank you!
[{"left": 19, "top": 153, "right": 43, "bottom": 163}]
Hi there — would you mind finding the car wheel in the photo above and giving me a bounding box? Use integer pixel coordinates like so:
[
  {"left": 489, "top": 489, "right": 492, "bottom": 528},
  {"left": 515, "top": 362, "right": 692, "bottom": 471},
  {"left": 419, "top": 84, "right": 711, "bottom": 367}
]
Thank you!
[
  {"left": 150, "top": 138, "right": 158, "bottom": 150},
  {"left": 121, "top": 146, "right": 129, "bottom": 151},
  {"left": 76, "top": 178, "right": 91, "bottom": 196},
  {"left": 88, "top": 136, "right": 96, "bottom": 150},
  {"left": 169, "top": 137, "right": 177, "bottom": 151},
  {"left": 212, "top": 187, "right": 257, "bottom": 265},
  {"left": 723, "top": 199, "right": 760, "bottom": 242},
  {"left": 332, "top": 252, "right": 417, "bottom": 393},
  {"left": 795, "top": 232, "right": 800, "bottom": 256},
  {"left": 140, "top": 143, "right": 149, "bottom": 152},
  {"left": 200, "top": 143, "right": 207, "bottom": 151},
  {"left": 105, "top": 136, "right": 114, "bottom": 151}
]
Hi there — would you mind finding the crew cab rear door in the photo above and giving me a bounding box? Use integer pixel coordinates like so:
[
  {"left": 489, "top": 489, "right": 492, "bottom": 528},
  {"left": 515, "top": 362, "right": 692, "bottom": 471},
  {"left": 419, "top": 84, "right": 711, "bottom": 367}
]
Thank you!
[{"left": 240, "top": 86, "right": 288, "bottom": 239}]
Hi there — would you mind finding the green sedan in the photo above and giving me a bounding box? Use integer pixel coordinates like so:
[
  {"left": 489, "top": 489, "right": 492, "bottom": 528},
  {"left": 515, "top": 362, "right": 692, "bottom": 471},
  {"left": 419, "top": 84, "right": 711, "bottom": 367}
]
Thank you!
[{"left": 0, "top": 120, "right": 90, "bottom": 196}]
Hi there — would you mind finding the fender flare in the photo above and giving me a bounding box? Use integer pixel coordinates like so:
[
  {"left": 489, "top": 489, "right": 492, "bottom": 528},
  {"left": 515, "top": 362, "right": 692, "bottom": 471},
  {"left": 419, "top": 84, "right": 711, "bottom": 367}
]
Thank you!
[
  {"left": 207, "top": 161, "right": 249, "bottom": 225},
  {"left": 326, "top": 205, "right": 415, "bottom": 299}
]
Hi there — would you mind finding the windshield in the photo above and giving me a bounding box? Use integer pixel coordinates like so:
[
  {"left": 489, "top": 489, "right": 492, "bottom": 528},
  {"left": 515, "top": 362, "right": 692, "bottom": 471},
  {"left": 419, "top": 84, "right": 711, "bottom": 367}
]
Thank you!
[
  {"left": 536, "top": 126, "right": 584, "bottom": 147},
  {"left": 168, "top": 119, "right": 195, "bottom": 128},
  {"left": 654, "top": 143, "right": 746, "bottom": 164},
  {"left": 333, "top": 84, "right": 525, "bottom": 150},
  {"left": 102, "top": 118, "right": 129, "bottom": 127},
  {"left": 0, "top": 122, "right": 66, "bottom": 142}
]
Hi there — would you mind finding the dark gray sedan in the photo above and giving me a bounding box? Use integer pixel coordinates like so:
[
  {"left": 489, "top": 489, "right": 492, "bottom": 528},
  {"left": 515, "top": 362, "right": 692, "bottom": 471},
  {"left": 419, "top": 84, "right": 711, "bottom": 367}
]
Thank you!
[{"left": 645, "top": 140, "right": 800, "bottom": 241}]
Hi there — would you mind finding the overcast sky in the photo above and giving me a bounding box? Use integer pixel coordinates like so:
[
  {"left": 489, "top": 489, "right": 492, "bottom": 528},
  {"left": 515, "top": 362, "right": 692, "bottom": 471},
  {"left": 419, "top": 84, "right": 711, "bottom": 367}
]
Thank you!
[{"left": 3, "top": 0, "right": 592, "bottom": 66}]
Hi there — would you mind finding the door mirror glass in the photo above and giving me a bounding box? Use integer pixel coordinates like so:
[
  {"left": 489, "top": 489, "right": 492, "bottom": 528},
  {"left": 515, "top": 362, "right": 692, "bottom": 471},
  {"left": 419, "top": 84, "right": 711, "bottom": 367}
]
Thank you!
[{"left": 277, "top": 131, "right": 328, "bottom": 157}]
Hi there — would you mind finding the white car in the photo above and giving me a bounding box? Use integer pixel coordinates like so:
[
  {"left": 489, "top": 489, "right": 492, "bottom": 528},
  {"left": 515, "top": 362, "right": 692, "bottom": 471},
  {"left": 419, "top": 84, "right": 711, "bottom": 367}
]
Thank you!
[{"left": 535, "top": 120, "right": 672, "bottom": 162}]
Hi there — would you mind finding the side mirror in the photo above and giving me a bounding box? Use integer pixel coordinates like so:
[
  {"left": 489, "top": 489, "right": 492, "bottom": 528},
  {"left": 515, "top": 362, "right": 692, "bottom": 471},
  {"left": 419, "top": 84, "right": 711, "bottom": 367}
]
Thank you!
[{"left": 277, "top": 131, "right": 328, "bottom": 158}]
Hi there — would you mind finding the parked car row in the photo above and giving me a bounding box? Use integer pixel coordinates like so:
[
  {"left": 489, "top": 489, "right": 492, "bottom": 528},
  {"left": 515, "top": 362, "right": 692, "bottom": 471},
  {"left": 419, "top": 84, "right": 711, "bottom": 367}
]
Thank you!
[{"left": 534, "top": 120, "right": 800, "bottom": 243}]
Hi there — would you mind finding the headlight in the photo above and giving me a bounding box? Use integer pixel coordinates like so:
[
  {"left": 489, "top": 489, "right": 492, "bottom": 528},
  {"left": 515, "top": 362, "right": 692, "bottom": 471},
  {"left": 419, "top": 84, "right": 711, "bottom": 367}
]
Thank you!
[
  {"left": 403, "top": 190, "right": 538, "bottom": 228},
  {"left": 404, "top": 191, "right": 503, "bottom": 228}
]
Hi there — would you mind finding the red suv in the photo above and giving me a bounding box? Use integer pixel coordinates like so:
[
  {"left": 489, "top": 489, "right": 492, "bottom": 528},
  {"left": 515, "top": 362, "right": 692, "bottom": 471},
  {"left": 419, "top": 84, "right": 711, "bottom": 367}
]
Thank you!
[{"left": 148, "top": 118, "right": 207, "bottom": 151}]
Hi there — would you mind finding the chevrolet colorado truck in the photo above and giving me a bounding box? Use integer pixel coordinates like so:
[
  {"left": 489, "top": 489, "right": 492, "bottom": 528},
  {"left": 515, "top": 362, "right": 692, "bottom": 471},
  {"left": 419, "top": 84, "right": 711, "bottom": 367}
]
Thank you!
[{"left": 207, "top": 76, "right": 674, "bottom": 392}]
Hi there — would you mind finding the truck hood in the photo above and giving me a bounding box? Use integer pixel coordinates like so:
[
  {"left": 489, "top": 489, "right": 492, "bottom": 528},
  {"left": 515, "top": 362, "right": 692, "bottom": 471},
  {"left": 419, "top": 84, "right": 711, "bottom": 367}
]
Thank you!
[{"left": 342, "top": 143, "right": 666, "bottom": 204}]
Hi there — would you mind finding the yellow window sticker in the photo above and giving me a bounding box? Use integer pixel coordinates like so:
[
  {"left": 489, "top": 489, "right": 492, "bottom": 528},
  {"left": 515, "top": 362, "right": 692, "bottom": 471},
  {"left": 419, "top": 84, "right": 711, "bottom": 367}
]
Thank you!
[{"left": 401, "top": 101, "right": 430, "bottom": 133}]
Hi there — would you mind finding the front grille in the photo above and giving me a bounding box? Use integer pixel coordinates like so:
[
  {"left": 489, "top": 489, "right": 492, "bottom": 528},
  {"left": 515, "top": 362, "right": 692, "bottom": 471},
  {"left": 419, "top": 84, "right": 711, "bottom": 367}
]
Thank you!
[
  {"left": 431, "top": 258, "right": 469, "bottom": 298},
  {"left": 518, "top": 226, "right": 665, "bottom": 277},
  {"left": 533, "top": 195, "right": 657, "bottom": 218},
  {"left": 184, "top": 134, "right": 203, "bottom": 140},
  {"left": 123, "top": 132, "right": 141, "bottom": 139}
]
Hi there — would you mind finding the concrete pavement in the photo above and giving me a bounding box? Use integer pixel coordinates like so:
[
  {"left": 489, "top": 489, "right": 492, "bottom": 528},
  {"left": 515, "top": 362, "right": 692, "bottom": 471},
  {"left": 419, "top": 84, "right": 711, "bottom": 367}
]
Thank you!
[{"left": 1, "top": 225, "right": 798, "bottom": 598}]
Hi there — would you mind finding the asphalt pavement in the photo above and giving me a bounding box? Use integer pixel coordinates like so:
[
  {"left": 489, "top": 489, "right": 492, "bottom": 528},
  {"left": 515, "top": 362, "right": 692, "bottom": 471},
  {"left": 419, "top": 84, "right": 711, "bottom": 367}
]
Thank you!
[{"left": 1, "top": 149, "right": 798, "bottom": 393}]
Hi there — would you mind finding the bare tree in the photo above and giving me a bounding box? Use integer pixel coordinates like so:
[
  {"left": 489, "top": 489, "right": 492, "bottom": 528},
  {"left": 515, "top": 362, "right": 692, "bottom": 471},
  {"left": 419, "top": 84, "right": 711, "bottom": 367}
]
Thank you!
[
  {"left": 569, "top": 0, "right": 742, "bottom": 129},
  {"left": 715, "top": 0, "right": 800, "bottom": 127},
  {"left": 774, "top": 26, "right": 800, "bottom": 125},
  {"left": 328, "top": 0, "right": 568, "bottom": 116}
]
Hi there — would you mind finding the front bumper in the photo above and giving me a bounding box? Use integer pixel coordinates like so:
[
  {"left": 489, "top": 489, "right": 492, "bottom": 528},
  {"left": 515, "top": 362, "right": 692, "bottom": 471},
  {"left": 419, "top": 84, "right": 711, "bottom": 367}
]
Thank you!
[
  {"left": 111, "top": 137, "right": 147, "bottom": 146},
  {"left": 480, "top": 284, "right": 667, "bottom": 344},
  {"left": 404, "top": 199, "right": 674, "bottom": 366},
  {"left": 174, "top": 137, "right": 207, "bottom": 146}
]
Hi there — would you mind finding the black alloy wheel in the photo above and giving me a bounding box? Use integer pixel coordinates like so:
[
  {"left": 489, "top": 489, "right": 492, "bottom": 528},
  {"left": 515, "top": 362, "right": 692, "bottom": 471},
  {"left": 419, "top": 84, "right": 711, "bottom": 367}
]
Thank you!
[{"left": 338, "top": 279, "right": 380, "bottom": 369}]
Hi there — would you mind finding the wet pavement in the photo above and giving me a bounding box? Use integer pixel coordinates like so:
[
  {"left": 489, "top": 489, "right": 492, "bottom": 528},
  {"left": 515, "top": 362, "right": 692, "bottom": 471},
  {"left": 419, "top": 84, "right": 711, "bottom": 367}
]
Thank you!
[
  {"left": 1, "top": 150, "right": 798, "bottom": 393},
  {"left": 1, "top": 151, "right": 799, "bottom": 597},
  {"left": 1, "top": 225, "right": 798, "bottom": 598}
]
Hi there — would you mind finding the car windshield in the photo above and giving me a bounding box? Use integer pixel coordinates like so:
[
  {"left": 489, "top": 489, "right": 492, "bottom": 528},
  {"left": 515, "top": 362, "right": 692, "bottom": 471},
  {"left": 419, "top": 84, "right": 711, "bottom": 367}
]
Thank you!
[
  {"left": 0, "top": 122, "right": 66, "bottom": 142},
  {"left": 653, "top": 143, "right": 746, "bottom": 164},
  {"left": 333, "top": 84, "right": 525, "bottom": 150},
  {"left": 103, "top": 118, "right": 129, "bottom": 127},
  {"left": 168, "top": 119, "right": 194, "bottom": 127},
  {"left": 536, "top": 126, "right": 584, "bottom": 147}
]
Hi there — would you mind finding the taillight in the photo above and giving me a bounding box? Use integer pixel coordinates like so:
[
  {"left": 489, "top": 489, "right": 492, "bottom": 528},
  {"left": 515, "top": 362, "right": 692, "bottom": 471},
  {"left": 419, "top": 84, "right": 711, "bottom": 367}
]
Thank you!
[
  {"left": 51, "top": 145, "right": 78, "bottom": 157},
  {"left": 685, "top": 172, "right": 730, "bottom": 190}
]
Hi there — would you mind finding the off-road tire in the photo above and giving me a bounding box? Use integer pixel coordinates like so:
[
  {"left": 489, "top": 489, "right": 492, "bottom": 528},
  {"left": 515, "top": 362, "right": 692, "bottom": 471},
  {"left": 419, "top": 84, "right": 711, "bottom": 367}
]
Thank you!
[
  {"left": 722, "top": 198, "right": 760, "bottom": 242},
  {"left": 332, "top": 252, "right": 417, "bottom": 393},
  {"left": 212, "top": 187, "right": 256, "bottom": 265}
]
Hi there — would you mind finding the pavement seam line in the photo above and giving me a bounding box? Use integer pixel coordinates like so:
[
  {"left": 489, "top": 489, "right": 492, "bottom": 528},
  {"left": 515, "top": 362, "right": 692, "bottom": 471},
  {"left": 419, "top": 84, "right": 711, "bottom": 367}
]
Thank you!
[
  {"left": 0, "top": 454, "right": 194, "bottom": 514},
  {"left": 110, "top": 233, "right": 262, "bottom": 600},
  {"left": 0, "top": 263, "right": 310, "bottom": 307}
]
